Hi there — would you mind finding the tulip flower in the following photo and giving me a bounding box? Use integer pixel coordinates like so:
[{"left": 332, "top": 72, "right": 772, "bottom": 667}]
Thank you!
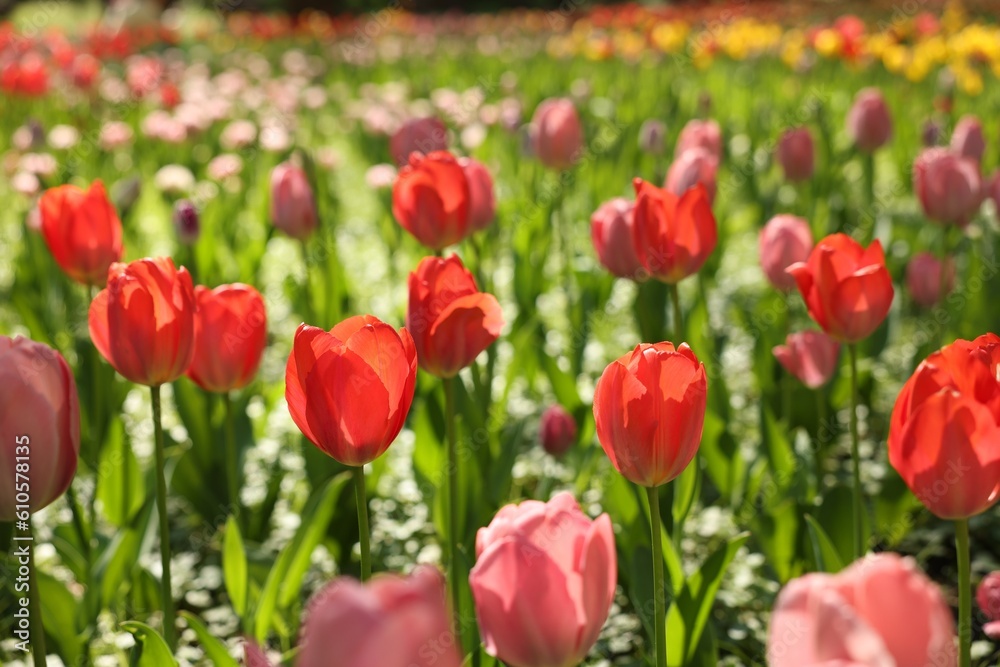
[
  {"left": 270, "top": 161, "right": 318, "bottom": 239},
  {"left": 632, "top": 179, "right": 717, "bottom": 285},
  {"left": 470, "top": 493, "right": 616, "bottom": 667},
  {"left": 758, "top": 214, "right": 814, "bottom": 292},
  {"left": 773, "top": 331, "right": 840, "bottom": 389},
  {"left": 406, "top": 254, "right": 503, "bottom": 378},
  {"left": 530, "top": 97, "right": 583, "bottom": 170},
  {"left": 0, "top": 336, "right": 80, "bottom": 520},
  {"left": 389, "top": 116, "right": 448, "bottom": 166},
  {"left": 187, "top": 284, "right": 267, "bottom": 394},
  {"left": 665, "top": 146, "right": 718, "bottom": 202},
  {"left": 638, "top": 119, "right": 666, "bottom": 155},
  {"left": 392, "top": 151, "right": 471, "bottom": 250},
  {"left": 539, "top": 404, "right": 577, "bottom": 457},
  {"left": 675, "top": 118, "right": 722, "bottom": 162},
  {"left": 590, "top": 197, "right": 643, "bottom": 279},
  {"left": 913, "top": 148, "right": 981, "bottom": 226},
  {"left": 172, "top": 199, "right": 200, "bottom": 245},
  {"left": 459, "top": 156, "right": 495, "bottom": 232},
  {"left": 297, "top": 567, "right": 461, "bottom": 667},
  {"left": 906, "top": 251, "right": 955, "bottom": 308},
  {"left": 767, "top": 553, "right": 955, "bottom": 667},
  {"left": 846, "top": 88, "right": 892, "bottom": 152},
  {"left": 950, "top": 115, "right": 985, "bottom": 165},
  {"left": 39, "top": 181, "right": 123, "bottom": 286},
  {"left": 776, "top": 127, "right": 815, "bottom": 182},
  {"left": 977, "top": 572, "right": 1000, "bottom": 639}
]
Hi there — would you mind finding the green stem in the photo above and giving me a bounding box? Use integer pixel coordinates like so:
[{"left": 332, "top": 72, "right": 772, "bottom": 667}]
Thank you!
[
  {"left": 669, "top": 282, "right": 684, "bottom": 343},
  {"left": 89, "top": 285, "right": 103, "bottom": 534},
  {"left": 223, "top": 392, "right": 240, "bottom": 527},
  {"left": 353, "top": 466, "right": 371, "bottom": 582},
  {"left": 151, "top": 385, "right": 176, "bottom": 650},
  {"left": 848, "top": 344, "right": 863, "bottom": 560},
  {"left": 25, "top": 524, "right": 46, "bottom": 667},
  {"left": 443, "top": 377, "right": 463, "bottom": 643},
  {"left": 646, "top": 485, "right": 667, "bottom": 667},
  {"left": 956, "top": 518, "right": 971, "bottom": 667},
  {"left": 299, "top": 239, "right": 313, "bottom": 325},
  {"left": 862, "top": 152, "right": 875, "bottom": 242},
  {"left": 814, "top": 389, "right": 826, "bottom": 492}
]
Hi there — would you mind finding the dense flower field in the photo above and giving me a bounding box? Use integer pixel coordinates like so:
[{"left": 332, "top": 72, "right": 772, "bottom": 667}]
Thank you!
[{"left": 3, "top": 1, "right": 1000, "bottom": 666}]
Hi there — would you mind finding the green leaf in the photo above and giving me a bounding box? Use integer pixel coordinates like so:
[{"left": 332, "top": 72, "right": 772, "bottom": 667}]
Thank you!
[
  {"left": 36, "top": 571, "right": 81, "bottom": 665},
  {"left": 179, "top": 611, "right": 238, "bottom": 667},
  {"left": 224, "top": 515, "right": 248, "bottom": 617},
  {"left": 96, "top": 422, "right": 144, "bottom": 527},
  {"left": 804, "top": 514, "right": 845, "bottom": 573},
  {"left": 121, "top": 621, "right": 176, "bottom": 666},
  {"left": 672, "top": 458, "right": 701, "bottom": 534}
]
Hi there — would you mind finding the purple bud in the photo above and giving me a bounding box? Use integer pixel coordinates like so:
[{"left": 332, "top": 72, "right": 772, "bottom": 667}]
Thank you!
[{"left": 173, "top": 199, "right": 200, "bottom": 245}]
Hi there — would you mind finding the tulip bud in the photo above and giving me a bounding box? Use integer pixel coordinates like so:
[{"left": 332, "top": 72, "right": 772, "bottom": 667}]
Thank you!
[
  {"left": 40, "top": 181, "right": 124, "bottom": 286},
  {"left": 773, "top": 331, "right": 840, "bottom": 389},
  {"left": 921, "top": 118, "right": 941, "bottom": 147},
  {"left": 846, "top": 88, "right": 892, "bottom": 152},
  {"left": 913, "top": 147, "right": 981, "bottom": 226},
  {"left": 591, "top": 197, "right": 643, "bottom": 279},
  {"left": 188, "top": 284, "right": 267, "bottom": 393},
  {"left": 776, "top": 127, "right": 815, "bottom": 182},
  {"left": 759, "top": 214, "right": 814, "bottom": 291},
  {"left": 111, "top": 176, "right": 142, "bottom": 212},
  {"left": 270, "top": 161, "right": 318, "bottom": 239},
  {"left": 390, "top": 116, "right": 448, "bottom": 166},
  {"left": 393, "top": 151, "right": 471, "bottom": 249},
  {"left": 530, "top": 97, "right": 583, "bottom": 170},
  {"left": 906, "top": 251, "right": 955, "bottom": 308},
  {"left": 173, "top": 199, "right": 200, "bottom": 245},
  {"left": 950, "top": 115, "right": 985, "bottom": 165},
  {"left": 977, "top": 572, "right": 1000, "bottom": 639},
  {"left": 459, "top": 156, "right": 495, "bottom": 232},
  {"left": 539, "top": 405, "right": 576, "bottom": 457},
  {"left": 665, "top": 147, "right": 718, "bottom": 202},
  {"left": 638, "top": 119, "right": 666, "bottom": 155},
  {"left": 675, "top": 118, "right": 722, "bottom": 162},
  {"left": 632, "top": 178, "right": 717, "bottom": 284}
]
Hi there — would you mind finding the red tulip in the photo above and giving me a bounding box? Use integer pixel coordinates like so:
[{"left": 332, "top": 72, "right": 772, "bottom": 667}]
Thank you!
[
  {"left": 530, "top": 97, "right": 584, "bottom": 170},
  {"left": 631, "top": 179, "right": 717, "bottom": 284},
  {"left": 665, "top": 146, "right": 718, "bottom": 202},
  {"left": 0, "top": 336, "right": 80, "bottom": 520},
  {"left": 539, "top": 405, "right": 577, "bottom": 457},
  {"left": 590, "top": 197, "right": 643, "bottom": 279},
  {"left": 392, "top": 151, "right": 471, "bottom": 250},
  {"left": 906, "top": 252, "right": 955, "bottom": 308},
  {"left": 89, "top": 257, "right": 196, "bottom": 386},
  {"left": 270, "top": 161, "right": 318, "bottom": 239},
  {"left": 187, "top": 284, "right": 267, "bottom": 393},
  {"left": 950, "top": 115, "right": 985, "bottom": 165},
  {"left": 773, "top": 331, "right": 840, "bottom": 389},
  {"left": 675, "top": 119, "right": 722, "bottom": 162},
  {"left": 759, "top": 214, "right": 814, "bottom": 292},
  {"left": 977, "top": 572, "right": 1000, "bottom": 639},
  {"left": 406, "top": 254, "right": 503, "bottom": 378},
  {"left": 846, "top": 88, "right": 892, "bottom": 152},
  {"left": 470, "top": 493, "right": 616, "bottom": 667},
  {"left": 459, "top": 156, "right": 495, "bottom": 232},
  {"left": 593, "top": 342, "right": 707, "bottom": 487},
  {"left": 776, "top": 127, "right": 815, "bottom": 182},
  {"left": 389, "top": 116, "right": 448, "bottom": 166},
  {"left": 914, "top": 147, "right": 981, "bottom": 226},
  {"left": 298, "top": 566, "right": 461, "bottom": 667},
  {"left": 285, "top": 315, "right": 417, "bottom": 467},
  {"left": 787, "top": 233, "right": 893, "bottom": 343},
  {"left": 888, "top": 334, "right": 1000, "bottom": 519},
  {"left": 39, "top": 181, "right": 123, "bottom": 286}
]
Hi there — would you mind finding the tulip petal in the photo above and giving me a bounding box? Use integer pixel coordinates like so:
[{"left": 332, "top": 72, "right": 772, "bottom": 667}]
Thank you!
[
  {"left": 88, "top": 288, "right": 113, "bottom": 366},
  {"left": 426, "top": 292, "right": 503, "bottom": 377}
]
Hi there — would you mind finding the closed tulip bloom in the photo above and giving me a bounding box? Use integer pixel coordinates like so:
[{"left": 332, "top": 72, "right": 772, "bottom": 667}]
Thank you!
[
  {"left": 675, "top": 118, "right": 722, "bottom": 162},
  {"left": 950, "top": 115, "right": 985, "bottom": 165},
  {"left": 776, "top": 127, "right": 815, "bottom": 182},
  {"left": 594, "top": 342, "right": 707, "bottom": 487},
  {"left": 914, "top": 147, "right": 982, "bottom": 226},
  {"left": 759, "top": 214, "right": 814, "bottom": 291},
  {"left": 406, "top": 254, "right": 503, "bottom": 378},
  {"left": 270, "top": 161, "right": 318, "bottom": 239},
  {"left": 590, "top": 197, "right": 643, "bottom": 279},
  {"left": 977, "top": 572, "right": 1000, "bottom": 639},
  {"left": 298, "top": 567, "right": 461, "bottom": 667},
  {"left": 787, "top": 234, "right": 893, "bottom": 343},
  {"left": 393, "top": 151, "right": 471, "bottom": 250},
  {"left": 767, "top": 553, "right": 955, "bottom": 667},
  {"left": 906, "top": 252, "right": 955, "bottom": 308},
  {"left": 459, "top": 156, "right": 495, "bottom": 232},
  {"left": 888, "top": 334, "right": 1000, "bottom": 519},
  {"left": 470, "top": 492, "right": 616, "bottom": 667},
  {"left": 773, "top": 331, "right": 840, "bottom": 389},
  {"left": 187, "top": 284, "right": 267, "bottom": 393},
  {"left": 632, "top": 178, "right": 718, "bottom": 284},
  {"left": 389, "top": 116, "right": 448, "bottom": 166},
  {"left": 665, "top": 146, "right": 718, "bottom": 202},
  {"left": 39, "top": 181, "right": 123, "bottom": 286},
  {"left": 286, "top": 315, "right": 417, "bottom": 467},
  {"left": 846, "top": 88, "right": 892, "bottom": 152},
  {"left": 89, "top": 257, "right": 196, "bottom": 386},
  {"left": 638, "top": 118, "right": 665, "bottom": 155},
  {"left": 0, "top": 336, "right": 80, "bottom": 520},
  {"left": 172, "top": 199, "right": 199, "bottom": 245},
  {"left": 539, "top": 405, "right": 577, "bottom": 457},
  {"left": 530, "top": 97, "right": 583, "bottom": 170}
]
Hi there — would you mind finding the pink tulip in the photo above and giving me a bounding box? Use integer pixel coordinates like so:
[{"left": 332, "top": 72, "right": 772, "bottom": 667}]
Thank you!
[
  {"left": 950, "top": 115, "right": 985, "bottom": 165},
  {"left": 665, "top": 146, "right": 718, "bottom": 202},
  {"left": 459, "top": 156, "right": 495, "bottom": 232},
  {"left": 270, "top": 161, "right": 318, "bottom": 239},
  {"left": 977, "top": 572, "right": 1000, "bottom": 639},
  {"left": 776, "top": 127, "right": 815, "bottom": 182},
  {"left": 390, "top": 117, "right": 448, "bottom": 166},
  {"left": 539, "top": 405, "right": 576, "bottom": 457},
  {"left": 675, "top": 118, "right": 722, "bottom": 162},
  {"left": 530, "top": 97, "right": 583, "bottom": 170},
  {"left": 846, "top": 88, "right": 892, "bottom": 152},
  {"left": 590, "top": 197, "right": 643, "bottom": 279},
  {"left": 913, "top": 147, "right": 981, "bottom": 226},
  {"left": 470, "top": 492, "right": 616, "bottom": 667},
  {"left": 298, "top": 566, "right": 461, "bottom": 667},
  {"left": 773, "top": 331, "right": 840, "bottom": 389},
  {"left": 767, "top": 553, "right": 956, "bottom": 667},
  {"left": 0, "top": 335, "right": 80, "bottom": 520},
  {"left": 759, "top": 214, "right": 814, "bottom": 291},
  {"left": 906, "top": 251, "right": 955, "bottom": 308}
]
